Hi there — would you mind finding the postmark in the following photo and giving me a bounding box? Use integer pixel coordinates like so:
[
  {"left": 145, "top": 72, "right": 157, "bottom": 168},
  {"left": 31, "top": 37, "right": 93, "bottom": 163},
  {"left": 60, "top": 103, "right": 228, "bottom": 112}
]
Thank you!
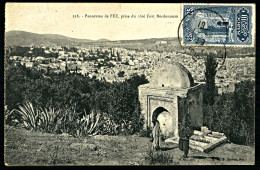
[
  {"left": 182, "top": 4, "right": 254, "bottom": 46},
  {"left": 177, "top": 7, "right": 228, "bottom": 69}
]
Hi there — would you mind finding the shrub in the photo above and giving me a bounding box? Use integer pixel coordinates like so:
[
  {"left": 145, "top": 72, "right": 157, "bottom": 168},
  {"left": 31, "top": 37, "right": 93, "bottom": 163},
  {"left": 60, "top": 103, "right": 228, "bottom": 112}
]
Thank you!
[
  {"left": 98, "top": 113, "right": 120, "bottom": 135},
  {"left": 5, "top": 106, "right": 20, "bottom": 126},
  {"left": 11, "top": 101, "right": 41, "bottom": 130},
  {"left": 55, "top": 104, "right": 80, "bottom": 135},
  {"left": 145, "top": 148, "right": 175, "bottom": 165},
  {"left": 139, "top": 128, "right": 152, "bottom": 138},
  {"left": 203, "top": 80, "right": 255, "bottom": 146}
]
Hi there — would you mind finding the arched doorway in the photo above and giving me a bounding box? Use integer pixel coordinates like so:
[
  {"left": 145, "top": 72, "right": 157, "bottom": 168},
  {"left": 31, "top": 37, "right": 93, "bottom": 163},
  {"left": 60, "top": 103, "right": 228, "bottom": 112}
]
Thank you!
[
  {"left": 152, "top": 107, "right": 168, "bottom": 123},
  {"left": 152, "top": 107, "right": 175, "bottom": 139}
]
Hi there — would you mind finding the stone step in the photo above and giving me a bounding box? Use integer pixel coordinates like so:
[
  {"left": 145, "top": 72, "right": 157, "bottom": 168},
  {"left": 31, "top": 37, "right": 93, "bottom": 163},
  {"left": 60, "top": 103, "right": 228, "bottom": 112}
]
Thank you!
[
  {"left": 201, "top": 126, "right": 208, "bottom": 132},
  {"left": 165, "top": 127, "right": 228, "bottom": 153},
  {"left": 189, "top": 139, "right": 208, "bottom": 147},
  {"left": 189, "top": 143, "right": 205, "bottom": 152},
  {"left": 193, "top": 130, "right": 204, "bottom": 136},
  {"left": 190, "top": 135, "right": 212, "bottom": 143},
  {"left": 165, "top": 136, "right": 227, "bottom": 153},
  {"left": 212, "top": 131, "right": 225, "bottom": 136},
  {"left": 203, "top": 136, "right": 228, "bottom": 153},
  {"left": 207, "top": 133, "right": 222, "bottom": 139},
  {"left": 203, "top": 135, "right": 219, "bottom": 143},
  {"left": 189, "top": 136, "right": 227, "bottom": 153},
  {"left": 193, "top": 130, "right": 211, "bottom": 136}
]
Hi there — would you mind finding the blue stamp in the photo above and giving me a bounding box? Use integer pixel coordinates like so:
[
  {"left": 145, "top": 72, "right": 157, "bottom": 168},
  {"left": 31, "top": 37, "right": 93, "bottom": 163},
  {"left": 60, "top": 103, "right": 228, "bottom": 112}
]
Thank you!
[{"left": 182, "top": 5, "right": 254, "bottom": 46}]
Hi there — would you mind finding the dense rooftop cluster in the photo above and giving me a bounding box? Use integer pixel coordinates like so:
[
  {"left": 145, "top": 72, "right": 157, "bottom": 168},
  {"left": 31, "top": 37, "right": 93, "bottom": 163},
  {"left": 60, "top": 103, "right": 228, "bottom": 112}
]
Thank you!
[{"left": 7, "top": 45, "right": 255, "bottom": 94}]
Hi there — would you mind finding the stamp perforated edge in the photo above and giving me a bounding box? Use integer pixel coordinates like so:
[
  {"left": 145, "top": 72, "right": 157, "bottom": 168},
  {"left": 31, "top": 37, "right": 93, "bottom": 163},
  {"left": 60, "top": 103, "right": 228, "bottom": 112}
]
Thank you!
[{"left": 179, "top": 3, "right": 256, "bottom": 48}]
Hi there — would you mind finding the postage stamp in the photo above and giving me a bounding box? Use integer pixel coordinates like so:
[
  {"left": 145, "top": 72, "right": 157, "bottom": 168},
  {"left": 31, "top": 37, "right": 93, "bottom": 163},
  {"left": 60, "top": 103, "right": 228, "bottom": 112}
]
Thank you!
[{"left": 182, "top": 4, "right": 255, "bottom": 46}]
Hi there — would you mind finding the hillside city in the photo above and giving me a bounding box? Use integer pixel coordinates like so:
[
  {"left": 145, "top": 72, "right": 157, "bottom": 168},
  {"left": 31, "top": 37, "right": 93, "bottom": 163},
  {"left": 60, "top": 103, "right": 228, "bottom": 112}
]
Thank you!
[{"left": 7, "top": 44, "right": 255, "bottom": 95}]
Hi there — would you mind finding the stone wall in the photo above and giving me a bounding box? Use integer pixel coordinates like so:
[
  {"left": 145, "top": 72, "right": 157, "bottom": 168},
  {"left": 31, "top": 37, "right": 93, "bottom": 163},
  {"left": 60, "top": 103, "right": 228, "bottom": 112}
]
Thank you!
[
  {"left": 186, "top": 84, "right": 204, "bottom": 128},
  {"left": 177, "top": 84, "right": 205, "bottom": 135}
]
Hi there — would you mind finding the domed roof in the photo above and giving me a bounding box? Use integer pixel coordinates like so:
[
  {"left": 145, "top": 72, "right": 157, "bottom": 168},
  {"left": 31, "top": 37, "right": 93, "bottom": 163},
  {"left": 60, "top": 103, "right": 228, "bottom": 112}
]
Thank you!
[{"left": 150, "top": 62, "right": 194, "bottom": 88}]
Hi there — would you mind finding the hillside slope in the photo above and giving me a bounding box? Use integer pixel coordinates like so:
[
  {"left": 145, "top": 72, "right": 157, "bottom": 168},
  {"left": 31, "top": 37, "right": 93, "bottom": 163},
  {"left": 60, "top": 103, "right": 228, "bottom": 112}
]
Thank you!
[{"left": 5, "top": 31, "right": 93, "bottom": 46}]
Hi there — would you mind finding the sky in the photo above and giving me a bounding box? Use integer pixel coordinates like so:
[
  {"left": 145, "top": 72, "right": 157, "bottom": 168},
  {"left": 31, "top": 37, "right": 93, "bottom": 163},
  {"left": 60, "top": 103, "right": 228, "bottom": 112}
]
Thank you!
[{"left": 5, "top": 3, "right": 181, "bottom": 40}]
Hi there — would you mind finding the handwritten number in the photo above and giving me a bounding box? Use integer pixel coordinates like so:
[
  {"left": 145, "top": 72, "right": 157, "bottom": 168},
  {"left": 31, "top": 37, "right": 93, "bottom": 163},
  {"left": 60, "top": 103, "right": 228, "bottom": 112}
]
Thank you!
[
  {"left": 198, "top": 21, "right": 205, "bottom": 29},
  {"left": 202, "top": 22, "right": 205, "bottom": 28}
]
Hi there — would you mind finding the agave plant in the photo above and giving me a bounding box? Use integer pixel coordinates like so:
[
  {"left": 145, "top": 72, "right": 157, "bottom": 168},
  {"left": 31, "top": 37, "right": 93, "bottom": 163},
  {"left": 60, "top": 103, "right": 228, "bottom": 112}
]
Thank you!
[
  {"left": 79, "top": 110, "right": 101, "bottom": 136},
  {"left": 38, "top": 107, "right": 61, "bottom": 133},
  {"left": 11, "top": 101, "right": 40, "bottom": 130}
]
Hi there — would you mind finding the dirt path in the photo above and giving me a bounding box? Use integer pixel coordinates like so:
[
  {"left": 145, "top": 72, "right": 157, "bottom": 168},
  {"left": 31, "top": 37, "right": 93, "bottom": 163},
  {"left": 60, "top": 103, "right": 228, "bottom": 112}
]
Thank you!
[{"left": 4, "top": 126, "right": 254, "bottom": 165}]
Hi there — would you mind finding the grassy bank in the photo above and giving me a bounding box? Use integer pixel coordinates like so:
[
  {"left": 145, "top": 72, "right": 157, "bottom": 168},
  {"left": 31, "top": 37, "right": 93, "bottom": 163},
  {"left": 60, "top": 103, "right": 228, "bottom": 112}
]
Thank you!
[{"left": 4, "top": 126, "right": 254, "bottom": 166}]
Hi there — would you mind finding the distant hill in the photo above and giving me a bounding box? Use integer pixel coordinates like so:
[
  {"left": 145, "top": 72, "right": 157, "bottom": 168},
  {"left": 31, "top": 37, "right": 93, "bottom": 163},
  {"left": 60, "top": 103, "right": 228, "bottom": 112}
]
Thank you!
[
  {"left": 5, "top": 30, "right": 180, "bottom": 47},
  {"left": 5, "top": 31, "right": 94, "bottom": 46},
  {"left": 113, "top": 37, "right": 179, "bottom": 43},
  {"left": 5, "top": 31, "right": 254, "bottom": 57},
  {"left": 97, "top": 38, "right": 111, "bottom": 42}
]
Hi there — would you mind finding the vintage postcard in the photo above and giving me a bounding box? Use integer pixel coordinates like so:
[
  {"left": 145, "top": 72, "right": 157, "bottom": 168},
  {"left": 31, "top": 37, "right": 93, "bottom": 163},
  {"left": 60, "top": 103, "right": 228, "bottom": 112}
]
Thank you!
[{"left": 4, "top": 3, "right": 255, "bottom": 166}]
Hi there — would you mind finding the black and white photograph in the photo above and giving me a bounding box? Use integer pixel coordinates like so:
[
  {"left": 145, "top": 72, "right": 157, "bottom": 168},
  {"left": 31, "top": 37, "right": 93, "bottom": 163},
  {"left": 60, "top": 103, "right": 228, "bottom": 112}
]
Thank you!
[{"left": 4, "top": 3, "right": 255, "bottom": 165}]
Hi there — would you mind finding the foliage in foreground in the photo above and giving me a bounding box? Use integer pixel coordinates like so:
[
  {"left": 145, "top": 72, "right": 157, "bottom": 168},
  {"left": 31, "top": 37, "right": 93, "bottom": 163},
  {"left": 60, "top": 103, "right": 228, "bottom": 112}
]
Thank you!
[
  {"left": 203, "top": 80, "right": 255, "bottom": 146},
  {"left": 6, "top": 64, "right": 148, "bottom": 135},
  {"left": 9, "top": 101, "right": 108, "bottom": 136},
  {"left": 8, "top": 100, "right": 142, "bottom": 136}
]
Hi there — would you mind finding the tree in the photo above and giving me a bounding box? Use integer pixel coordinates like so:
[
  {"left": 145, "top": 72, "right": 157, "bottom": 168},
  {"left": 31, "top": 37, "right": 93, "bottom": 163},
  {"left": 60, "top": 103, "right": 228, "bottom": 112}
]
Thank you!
[
  {"left": 47, "top": 66, "right": 50, "bottom": 76},
  {"left": 32, "top": 48, "right": 44, "bottom": 56},
  {"left": 204, "top": 53, "right": 218, "bottom": 105},
  {"left": 117, "top": 51, "right": 121, "bottom": 61},
  {"left": 97, "top": 49, "right": 100, "bottom": 57},
  {"left": 65, "top": 63, "right": 68, "bottom": 73},
  {"left": 118, "top": 71, "right": 125, "bottom": 77},
  {"left": 203, "top": 80, "right": 255, "bottom": 146},
  {"left": 104, "top": 50, "right": 109, "bottom": 57},
  {"left": 89, "top": 49, "right": 93, "bottom": 55}
]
